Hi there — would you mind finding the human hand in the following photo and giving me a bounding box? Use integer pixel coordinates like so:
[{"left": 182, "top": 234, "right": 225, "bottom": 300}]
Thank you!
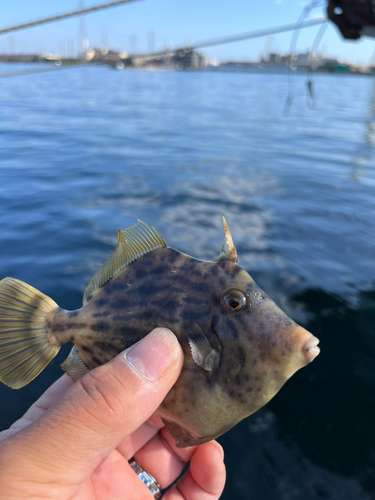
[{"left": 0, "top": 328, "right": 226, "bottom": 500}]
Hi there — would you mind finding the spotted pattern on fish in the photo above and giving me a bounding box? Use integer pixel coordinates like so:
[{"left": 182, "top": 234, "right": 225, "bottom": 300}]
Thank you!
[{"left": 0, "top": 220, "right": 318, "bottom": 448}]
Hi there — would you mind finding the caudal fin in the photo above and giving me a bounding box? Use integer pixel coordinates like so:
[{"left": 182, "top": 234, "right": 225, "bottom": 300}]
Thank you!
[{"left": 0, "top": 277, "right": 59, "bottom": 389}]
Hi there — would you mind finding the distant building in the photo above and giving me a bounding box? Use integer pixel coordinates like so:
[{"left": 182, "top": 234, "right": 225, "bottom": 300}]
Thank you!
[
  {"left": 279, "top": 55, "right": 290, "bottom": 65},
  {"left": 268, "top": 53, "right": 281, "bottom": 64},
  {"left": 264, "top": 52, "right": 311, "bottom": 66},
  {"left": 0, "top": 54, "right": 43, "bottom": 63},
  {"left": 172, "top": 49, "right": 206, "bottom": 70},
  {"left": 295, "top": 52, "right": 310, "bottom": 65},
  {"left": 263, "top": 54, "right": 289, "bottom": 65},
  {"left": 84, "top": 47, "right": 128, "bottom": 62}
]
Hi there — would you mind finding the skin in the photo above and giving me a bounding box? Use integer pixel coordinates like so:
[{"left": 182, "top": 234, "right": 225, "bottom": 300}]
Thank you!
[
  {"left": 46, "top": 248, "right": 318, "bottom": 447},
  {"left": 0, "top": 329, "right": 226, "bottom": 500}
]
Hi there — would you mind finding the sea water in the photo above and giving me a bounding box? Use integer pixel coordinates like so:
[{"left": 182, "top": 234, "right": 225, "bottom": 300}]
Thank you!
[{"left": 0, "top": 65, "right": 374, "bottom": 499}]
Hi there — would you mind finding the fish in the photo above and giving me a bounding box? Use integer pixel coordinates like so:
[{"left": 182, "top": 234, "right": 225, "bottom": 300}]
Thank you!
[{"left": 0, "top": 219, "right": 320, "bottom": 447}]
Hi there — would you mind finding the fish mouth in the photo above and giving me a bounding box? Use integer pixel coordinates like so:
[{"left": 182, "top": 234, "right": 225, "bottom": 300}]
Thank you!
[{"left": 303, "top": 337, "right": 320, "bottom": 362}]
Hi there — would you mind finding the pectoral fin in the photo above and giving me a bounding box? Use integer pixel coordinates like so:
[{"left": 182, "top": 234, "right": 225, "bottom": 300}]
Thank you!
[{"left": 188, "top": 324, "right": 221, "bottom": 372}]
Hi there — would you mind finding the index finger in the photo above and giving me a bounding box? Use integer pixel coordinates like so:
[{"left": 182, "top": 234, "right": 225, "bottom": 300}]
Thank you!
[{"left": 165, "top": 441, "right": 226, "bottom": 500}]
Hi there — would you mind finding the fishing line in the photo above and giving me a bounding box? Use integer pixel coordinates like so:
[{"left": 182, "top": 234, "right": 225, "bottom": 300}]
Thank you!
[
  {"left": 283, "top": 0, "right": 326, "bottom": 116},
  {"left": 306, "top": 21, "right": 328, "bottom": 110},
  {"left": 0, "top": 0, "right": 142, "bottom": 36}
]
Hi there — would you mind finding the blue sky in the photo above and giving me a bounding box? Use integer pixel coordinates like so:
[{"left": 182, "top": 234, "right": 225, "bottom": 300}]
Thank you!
[{"left": 0, "top": 0, "right": 373, "bottom": 63}]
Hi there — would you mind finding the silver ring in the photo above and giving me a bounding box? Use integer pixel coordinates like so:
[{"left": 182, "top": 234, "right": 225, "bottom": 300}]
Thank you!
[{"left": 129, "top": 458, "right": 162, "bottom": 499}]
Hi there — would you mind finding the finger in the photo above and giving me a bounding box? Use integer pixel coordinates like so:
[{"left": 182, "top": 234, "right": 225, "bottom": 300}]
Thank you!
[
  {"left": 132, "top": 426, "right": 197, "bottom": 488},
  {"left": 115, "top": 415, "right": 164, "bottom": 459},
  {"left": 90, "top": 449, "right": 157, "bottom": 500},
  {"left": 4, "top": 328, "right": 183, "bottom": 485},
  {"left": 165, "top": 441, "right": 226, "bottom": 500}
]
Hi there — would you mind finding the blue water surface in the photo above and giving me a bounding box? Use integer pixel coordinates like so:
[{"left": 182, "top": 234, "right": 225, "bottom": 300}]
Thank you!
[{"left": 0, "top": 64, "right": 374, "bottom": 499}]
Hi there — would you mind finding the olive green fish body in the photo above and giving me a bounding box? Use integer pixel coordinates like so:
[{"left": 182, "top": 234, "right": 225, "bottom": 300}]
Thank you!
[{"left": 0, "top": 220, "right": 320, "bottom": 447}]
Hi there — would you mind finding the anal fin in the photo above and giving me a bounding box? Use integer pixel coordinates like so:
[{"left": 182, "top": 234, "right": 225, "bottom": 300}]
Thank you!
[{"left": 61, "top": 345, "right": 89, "bottom": 382}]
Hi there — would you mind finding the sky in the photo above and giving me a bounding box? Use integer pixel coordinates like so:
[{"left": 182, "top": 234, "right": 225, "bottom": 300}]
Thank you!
[{"left": 0, "top": 0, "right": 373, "bottom": 64}]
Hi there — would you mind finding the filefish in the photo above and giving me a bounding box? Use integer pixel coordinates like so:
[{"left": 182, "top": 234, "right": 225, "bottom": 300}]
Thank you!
[{"left": 0, "top": 219, "right": 320, "bottom": 447}]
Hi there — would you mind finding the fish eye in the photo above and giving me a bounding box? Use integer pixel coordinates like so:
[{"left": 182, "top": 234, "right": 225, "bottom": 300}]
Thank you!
[{"left": 222, "top": 290, "right": 247, "bottom": 312}]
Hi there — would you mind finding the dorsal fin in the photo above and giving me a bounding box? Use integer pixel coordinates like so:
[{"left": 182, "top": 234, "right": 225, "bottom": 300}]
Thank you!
[
  {"left": 83, "top": 220, "right": 167, "bottom": 305},
  {"left": 215, "top": 217, "right": 237, "bottom": 263}
]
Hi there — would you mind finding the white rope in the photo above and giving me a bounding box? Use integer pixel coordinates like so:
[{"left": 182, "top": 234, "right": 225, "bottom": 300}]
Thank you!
[
  {"left": 0, "top": 0, "right": 141, "bottom": 36},
  {"left": 136, "top": 18, "right": 326, "bottom": 59}
]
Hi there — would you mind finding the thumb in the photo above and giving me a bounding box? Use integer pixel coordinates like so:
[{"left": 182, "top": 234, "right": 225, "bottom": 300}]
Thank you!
[{"left": 5, "top": 328, "right": 183, "bottom": 482}]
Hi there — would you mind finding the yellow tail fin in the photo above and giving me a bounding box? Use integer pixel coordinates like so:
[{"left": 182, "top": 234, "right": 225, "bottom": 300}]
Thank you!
[{"left": 0, "top": 277, "right": 59, "bottom": 389}]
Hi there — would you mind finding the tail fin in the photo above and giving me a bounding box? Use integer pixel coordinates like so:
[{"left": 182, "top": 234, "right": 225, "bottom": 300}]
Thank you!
[{"left": 0, "top": 277, "right": 59, "bottom": 389}]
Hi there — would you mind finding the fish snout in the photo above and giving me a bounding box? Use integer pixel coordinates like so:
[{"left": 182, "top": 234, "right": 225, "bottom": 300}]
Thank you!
[
  {"left": 303, "top": 334, "right": 320, "bottom": 362},
  {"left": 281, "top": 325, "right": 320, "bottom": 379},
  {"left": 293, "top": 325, "right": 320, "bottom": 366}
]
